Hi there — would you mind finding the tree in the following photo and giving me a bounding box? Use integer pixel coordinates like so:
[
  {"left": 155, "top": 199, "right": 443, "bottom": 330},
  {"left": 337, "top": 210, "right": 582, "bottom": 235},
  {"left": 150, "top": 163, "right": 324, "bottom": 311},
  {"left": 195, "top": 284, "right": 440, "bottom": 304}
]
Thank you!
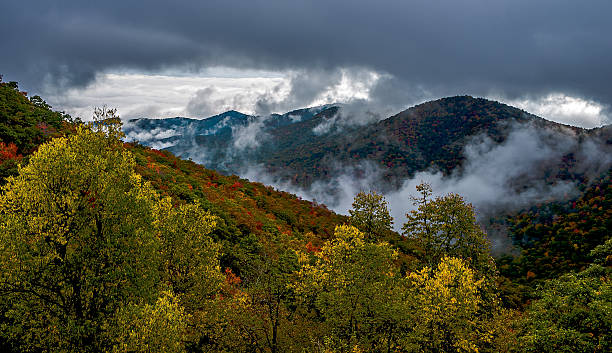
[
  {"left": 0, "top": 117, "right": 224, "bottom": 352},
  {"left": 348, "top": 190, "right": 393, "bottom": 240},
  {"left": 110, "top": 291, "right": 190, "bottom": 353},
  {"left": 402, "top": 256, "right": 492, "bottom": 352},
  {"left": 154, "top": 198, "right": 223, "bottom": 311},
  {"left": 29, "top": 95, "right": 51, "bottom": 110},
  {"left": 0, "top": 125, "right": 161, "bottom": 351},
  {"left": 402, "top": 183, "right": 495, "bottom": 280},
  {"left": 510, "top": 264, "right": 611, "bottom": 352},
  {"left": 293, "top": 225, "right": 402, "bottom": 352},
  {"left": 196, "top": 232, "right": 312, "bottom": 353}
]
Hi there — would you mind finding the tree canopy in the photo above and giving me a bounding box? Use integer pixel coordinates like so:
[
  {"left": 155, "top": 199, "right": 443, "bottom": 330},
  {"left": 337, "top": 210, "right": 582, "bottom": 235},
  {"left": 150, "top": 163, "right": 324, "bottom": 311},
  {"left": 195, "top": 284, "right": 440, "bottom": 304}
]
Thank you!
[
  {"left": 402, "top": 183, "right": 496, "bottom": 280},
  {"left": 348, "top": 190, "right": 394, "bottom": 240},
  {"left": 0, "top": 122, "right": 222, "bottom": 352}
]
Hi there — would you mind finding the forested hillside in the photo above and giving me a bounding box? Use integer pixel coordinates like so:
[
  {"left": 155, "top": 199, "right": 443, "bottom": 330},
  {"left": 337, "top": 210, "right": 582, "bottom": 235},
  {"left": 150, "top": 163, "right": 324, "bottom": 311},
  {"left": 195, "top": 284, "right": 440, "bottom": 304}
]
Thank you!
[
  {"left": 498, "top": 171, "right": 611, "bottom": 294},
  {"left": 0, "top": 79, "right": 609, "bottom": 352},
  {"left": 0, "top": 80, "right": 346, "bottom": 276}
]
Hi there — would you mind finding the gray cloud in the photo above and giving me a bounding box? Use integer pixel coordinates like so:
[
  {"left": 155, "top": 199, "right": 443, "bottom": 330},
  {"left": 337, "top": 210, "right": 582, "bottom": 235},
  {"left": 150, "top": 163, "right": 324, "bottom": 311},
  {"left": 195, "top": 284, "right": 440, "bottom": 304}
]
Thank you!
[
  {"left": 254, "top": 70, "right": 344, "bottom": 116},
  {"left": 2, "top": 0, "right": 612, "bottom": 118},
  {"left": 186, "top": 87, "right": 264, "bottom": 118}
]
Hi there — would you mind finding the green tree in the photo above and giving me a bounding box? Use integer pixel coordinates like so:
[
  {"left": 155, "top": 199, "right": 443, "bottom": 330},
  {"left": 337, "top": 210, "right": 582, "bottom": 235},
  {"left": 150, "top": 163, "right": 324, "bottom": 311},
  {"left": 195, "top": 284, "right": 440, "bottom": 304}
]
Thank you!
[
  {"left": 154, "top": 198, "right": 223, "bottom": 311},
  {"left": 196, "top": 232, "right": 312, "bottom": 353},
  {"left": 349, "top": 190, "right": 393, "bottom": 240},
  {"left": 510, "top": 264, "right": 611, "bottom": 352},
  {"left": 402, "top": 183, "right": 495, "bottom": 280}
]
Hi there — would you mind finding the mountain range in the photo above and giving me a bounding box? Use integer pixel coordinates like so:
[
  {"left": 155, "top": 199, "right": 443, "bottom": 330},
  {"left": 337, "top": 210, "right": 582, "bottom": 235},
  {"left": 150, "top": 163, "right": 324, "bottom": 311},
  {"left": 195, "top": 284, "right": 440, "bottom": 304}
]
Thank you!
[{"left": 124, "top": 97, "right": 612, "bottom": 229}]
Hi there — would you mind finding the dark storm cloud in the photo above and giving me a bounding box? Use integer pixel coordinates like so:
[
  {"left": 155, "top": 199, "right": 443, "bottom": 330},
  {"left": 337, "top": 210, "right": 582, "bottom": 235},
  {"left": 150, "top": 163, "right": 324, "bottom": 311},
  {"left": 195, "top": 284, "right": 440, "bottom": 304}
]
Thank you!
[{"left": 2, "top": 0, "right": 612, "bottom": 110}]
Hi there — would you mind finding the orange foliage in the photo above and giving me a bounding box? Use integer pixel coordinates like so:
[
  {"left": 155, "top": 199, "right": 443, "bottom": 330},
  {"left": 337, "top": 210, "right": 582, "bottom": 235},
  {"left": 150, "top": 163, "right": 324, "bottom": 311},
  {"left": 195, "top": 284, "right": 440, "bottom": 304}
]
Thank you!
[
  {"left": 306, "top": 241, "right": 321, "bottom": 253},
  {"left": 0, "top": 142, "right": 21, "bottom": 163}
]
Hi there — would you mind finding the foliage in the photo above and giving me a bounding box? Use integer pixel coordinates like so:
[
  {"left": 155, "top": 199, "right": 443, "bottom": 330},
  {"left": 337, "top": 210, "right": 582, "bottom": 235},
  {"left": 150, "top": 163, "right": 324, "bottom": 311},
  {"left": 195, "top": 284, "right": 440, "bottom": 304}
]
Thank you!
[
  {"left": 154, "top": 199, "right": 223, "bottom": 310},
  {"left": 510, "top": 264, "right": 611, "bottom": 352},
  {"left": 0, "top": 126, "right": 161, "bottom": 351},
  {"left": 293, "top": 227, "right": 499, "bottom": 353},
  {"left": 195, "top": 233, "right": 311, "bottom": 353},
  {"left": 0, "top": 122, "right": 224, "bottom": 352},
  {"left": 110, "top": 291, "right": 189, "bottom": 353},
  {"left": 126, "top": 141, "right": 347, "bottom": 278},
  {"left": 293, "top": 225, "right": 403, "bottom": 352},
  {"left": 0, "top": 80, "right": 68, "bottom": 155},
  {"left": 348, "top": 190, "right": 393, "bottom": 240},
  {"left": 402, "top": 183, "right": 496, "bottom": 280},
  {"left": 503, "top": 172, "right": 612, "bottom": 284},
  {"left": 591, "top": 238, "right": 612, "bottom": 266},
  {"left": 403, "top": 256, "right": 492, "bottom": 352}
]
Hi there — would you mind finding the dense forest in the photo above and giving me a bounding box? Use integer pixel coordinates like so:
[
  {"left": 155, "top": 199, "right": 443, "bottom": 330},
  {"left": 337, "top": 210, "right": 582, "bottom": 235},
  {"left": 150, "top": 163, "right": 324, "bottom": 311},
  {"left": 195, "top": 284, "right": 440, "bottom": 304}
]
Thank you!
[{"left": 0, "top": 78, "right": 610, "bottom": 352}]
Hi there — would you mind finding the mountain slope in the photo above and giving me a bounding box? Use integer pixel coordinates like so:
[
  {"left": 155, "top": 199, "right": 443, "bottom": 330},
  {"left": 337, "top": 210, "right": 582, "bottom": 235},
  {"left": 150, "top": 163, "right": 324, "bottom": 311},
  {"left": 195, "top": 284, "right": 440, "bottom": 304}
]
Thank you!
[
  {"left": 123, "top": 105, "right": 335, "bottom": 171},
  {"left": 125, "top": 96, "right": 610, "bottom": 193},
  {"left": 0, "top": 80, "right": 349, "bottom": 275}
]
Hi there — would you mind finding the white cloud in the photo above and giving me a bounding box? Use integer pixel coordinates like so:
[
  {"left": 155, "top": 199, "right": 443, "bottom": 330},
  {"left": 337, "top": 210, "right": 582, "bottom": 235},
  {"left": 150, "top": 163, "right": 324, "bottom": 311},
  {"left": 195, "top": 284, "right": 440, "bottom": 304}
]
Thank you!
[
  {"left": 231, "top": 117, "right": 268, "bottom": 151},
  {"left": 44, "top": 70, "right": 286, "bottom": 120},
  {"left": 496, "top": 93, "right": 610, "bottom": 128},
  {"left": 308, "top": 69, "right": 383, "bottom": 107},
  {"left": 124, "top": 127, "right": 179, "bottom": 142},
  {"left": 44, "top": 67, "right": 390, "bottom": 122}
]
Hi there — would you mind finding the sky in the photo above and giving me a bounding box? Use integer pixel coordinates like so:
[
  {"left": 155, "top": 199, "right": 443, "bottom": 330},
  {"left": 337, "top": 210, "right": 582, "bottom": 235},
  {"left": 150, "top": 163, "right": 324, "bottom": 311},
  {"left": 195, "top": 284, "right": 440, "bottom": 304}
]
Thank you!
[{"left": 1, "top": 0, "right": 611, "bottom": 127}]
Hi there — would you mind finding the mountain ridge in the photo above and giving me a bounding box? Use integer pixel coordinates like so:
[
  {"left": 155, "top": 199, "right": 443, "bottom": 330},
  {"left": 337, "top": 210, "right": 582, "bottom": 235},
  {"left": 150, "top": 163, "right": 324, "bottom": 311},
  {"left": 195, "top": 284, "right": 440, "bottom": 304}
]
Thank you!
[
  {"left": 123, "top": 95, "right": 612, "bottom": 193},
  {"left": 122, "top": 95, "right": 612, "bottom": 251}
]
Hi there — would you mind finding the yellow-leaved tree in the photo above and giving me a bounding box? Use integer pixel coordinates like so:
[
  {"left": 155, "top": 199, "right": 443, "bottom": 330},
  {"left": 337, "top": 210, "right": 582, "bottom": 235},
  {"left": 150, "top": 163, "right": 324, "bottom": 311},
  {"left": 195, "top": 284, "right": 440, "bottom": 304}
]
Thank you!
[
  {"left": 293, "top": 225, "right": 403, "bottom": 352},
  {"left": 0, "top": 114, "right": 222, "bottom": 352},
  {"left": 402, "top": 256, "right": 491, "bottom": 352}
]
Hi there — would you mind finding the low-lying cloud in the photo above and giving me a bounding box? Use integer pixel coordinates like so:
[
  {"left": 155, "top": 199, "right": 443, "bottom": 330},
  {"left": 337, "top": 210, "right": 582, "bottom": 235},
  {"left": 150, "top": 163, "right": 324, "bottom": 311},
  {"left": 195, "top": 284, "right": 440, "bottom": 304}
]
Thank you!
[
  {"left": 499, "top": 93, "right": 610, "bottom": 129},
  {"left": 231, "top": 117, "right": 269, "bottom": 151},
  {"left": 242, "top": 122, "right": 611, "bottom": 252}
]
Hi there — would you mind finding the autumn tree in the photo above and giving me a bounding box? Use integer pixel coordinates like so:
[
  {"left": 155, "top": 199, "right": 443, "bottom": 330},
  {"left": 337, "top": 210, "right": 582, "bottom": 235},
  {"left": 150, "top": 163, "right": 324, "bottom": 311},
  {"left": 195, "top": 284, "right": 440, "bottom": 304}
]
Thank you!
[
  {"left": 349, "top": 190, "right": 394, "bottom": 240},
  {"left": 402, "top": 256, "right": 493, "bottom": 352},
  {"left": 0, "top": 117, "right": 222, "bottom": 351},
  {"left": 293, "top": 225, "right": 403, "bottom": 352}
]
